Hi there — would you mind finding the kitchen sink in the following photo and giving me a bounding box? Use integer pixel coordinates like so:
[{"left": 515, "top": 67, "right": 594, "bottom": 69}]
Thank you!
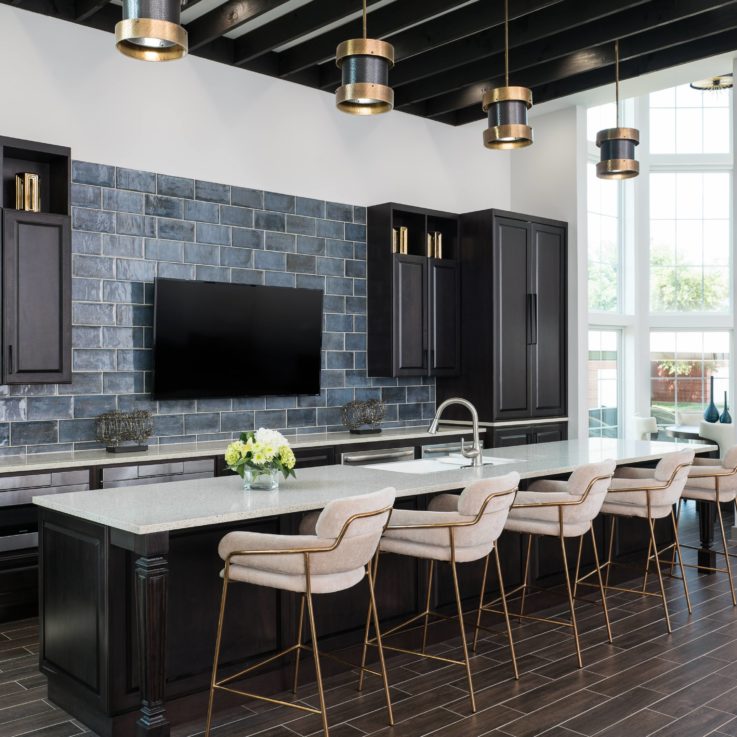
[{"left": 368, "top": 454, "right": 516, "bottom": 474}]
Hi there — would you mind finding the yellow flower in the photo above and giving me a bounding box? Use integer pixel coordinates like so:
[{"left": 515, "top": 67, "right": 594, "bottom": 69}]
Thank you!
[
  {"left": 224, "top": 441, "right": 244, "bottom": 466},
  {"left": 280, "top": 446, "right": 296, "bottom": 470}
]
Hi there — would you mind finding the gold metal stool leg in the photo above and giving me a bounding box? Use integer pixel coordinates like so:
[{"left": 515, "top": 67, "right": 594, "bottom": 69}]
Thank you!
[
  {"left": 671, "top": 509, "right": 692, "bottom": 614},
  {"left": 589, "top": 522, "right": 613, "bottom": 644},
  {"left": 519, "top": 533, "right": 533, "bottom": 619},
  {"left": 574, "top": 535, "right": 584, "bottom": 598},
  {"left": 366, "top": 557, "right": 394, "bottom": 725},
  {"left": 450, "top": 538, "right": 476, "bottom": 713},
  {"left": 293, "top": 595, "right": 306, "bottom": 694},
  {"left": 304, "top": 568, "right": 330, "bottom": 737},
  {"left": 559, "top": 532, "right": 583, "bottom": 668},
  {"left": 358, "top": 552, "right": 380, "bottom": 692},
  {"left": 605, "top": 516, "right": 617, "bottom": 588},
  {"left": 642, "top": 535, "right": 652, "bottom": 594},
  {"left": 205, "top": 574, "right": 230, "bottom": 737},
  {"left": 473, "top": 553, "right": 491, "bottom": 653},
  {"left": 716, "top": 501, "right": 737, "bottom": 606},
  {"left": 648, "top": 516, "right": 671, "bottom": 633},
  {"left": 421, "top": 559, "right": 435, "bottom": 654},
  {"left": 494, "top": 545, "right": 519, "bottom": 679}
]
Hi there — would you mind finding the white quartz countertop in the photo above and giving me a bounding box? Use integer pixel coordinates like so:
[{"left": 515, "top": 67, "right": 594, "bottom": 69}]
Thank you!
[
  {"left": 0, "top": 426, "right": 474, "bottom": 475},
  {"left": 33, "top": 439, "right": 715, "bottom": 536}
]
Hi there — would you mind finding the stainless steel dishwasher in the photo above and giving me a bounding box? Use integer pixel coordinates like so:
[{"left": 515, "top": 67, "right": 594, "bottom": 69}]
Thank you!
[
  {"left": 341, "top": 446, "right": 416, "bottom": 466},
  {"left": 421, "top": 441, "right": 466, "bottom": 458}
]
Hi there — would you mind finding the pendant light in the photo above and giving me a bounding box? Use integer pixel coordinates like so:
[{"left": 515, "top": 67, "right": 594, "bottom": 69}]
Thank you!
[
  {"left": 596, "top": 40, "right": 639, "bottom": 180},
  {"left": 482, "top": 0, "right": 533, "bottom": 149},
  {"left": 116, "top": 0, "right": 188, "bottom": 62},
  {"left": 690, "top": 73, "right": 733, "bottom": 92},
  {"left": 335, "top": 0, "right": 394, "bottom": 115}
]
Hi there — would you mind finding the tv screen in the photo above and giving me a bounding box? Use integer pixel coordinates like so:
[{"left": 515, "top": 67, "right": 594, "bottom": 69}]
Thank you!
[{"left": 153, "top": 278, "right": 323, "bottom": 400}]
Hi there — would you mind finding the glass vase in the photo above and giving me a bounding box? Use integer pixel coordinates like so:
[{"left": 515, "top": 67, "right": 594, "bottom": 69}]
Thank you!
[
  {"left": 243, "top": 467, "right": 279, "bottom": 491},
  {"left": 721, "top": 391, "right": 732, "bottom": 424},
  {"left": 704, "top": 376, "right": 720, "bottom": 423}
]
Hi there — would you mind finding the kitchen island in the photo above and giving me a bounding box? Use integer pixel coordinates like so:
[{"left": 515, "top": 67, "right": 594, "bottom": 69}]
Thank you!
[{"left": 33, "top": 439, "right": 714, "bottom": 737}]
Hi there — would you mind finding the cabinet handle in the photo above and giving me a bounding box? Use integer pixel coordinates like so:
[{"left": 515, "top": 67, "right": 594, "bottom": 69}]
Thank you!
[
  {"left": 526, "top": 295, "right": 533, "bottom": 345},
  {"left": 7, "top": 345, "right": 13, "bottom": 375},
  {"left": 531, "top": 293, "right": 538, "bottom": 345}
]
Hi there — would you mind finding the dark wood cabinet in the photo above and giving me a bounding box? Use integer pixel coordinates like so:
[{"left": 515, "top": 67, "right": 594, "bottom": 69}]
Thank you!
[
  {"left": 438, "top": 208, "right": 567, "bottom": 424},
  {"left": 368, "top": 203, "right": 460, "bottom": 378},
  {"left": 2, "top": 211, "right": 71, "bottom": 384},
  {"left": 490, "top": 421, "right": 568, "bottom": 448},
  {"left": 0, "top": 136, "right": 71, "bottom": 385}
]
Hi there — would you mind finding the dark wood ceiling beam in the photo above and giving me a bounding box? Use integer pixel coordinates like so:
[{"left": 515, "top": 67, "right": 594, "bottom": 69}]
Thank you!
[
  {"left": 446, "top": 27, "right": 737, "bottom": 126},
  {"left": 74, "top": 0, "right": 107, "bottom": 22},
  {"left": 233, "top": 0, "right": 364, "bottom": 66},
  {"left": 321, "top": 0, "right": 636, "bottom": 89},
  {"left": 276, "top": 0, "right": 471, "bottom": 79},
  {"left": 434, "top": 14, "right": 737, "bottom": 120},
  {"left": 186, "top": 0, "right": 290, "bottom": 52},
  {"left": 395, "top": 0, "right": 737, "bottom": 112}
]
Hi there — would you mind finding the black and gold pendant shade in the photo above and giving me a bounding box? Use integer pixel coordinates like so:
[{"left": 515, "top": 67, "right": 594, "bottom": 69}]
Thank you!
[
  {"left": 482, "top": 86, "right": 533, "bottom": 149},
  {"left": 116, "top": 0, "right": 188, "bottom": 62},
  {"left": 336, "top": 38, "right": 395, "bottom": 115},
  {"left": 596, "top": 40, "right": 639, "bottom": 180}
]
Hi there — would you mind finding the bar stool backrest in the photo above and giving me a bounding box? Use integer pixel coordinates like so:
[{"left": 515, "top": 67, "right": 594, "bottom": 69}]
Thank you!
[
  {"left": 563, "top": 460, "right": 616, "bottom": 523},
  {"left": 454, "top": 472, "right": 519, "bottom": 547},
  {"left": 723, "top": 445, "right": 737, "bottom": 470},
  {"left": 653, "top": 449, "right": 694, "bottom": 505},
  {"left": 312, "top": 487, "right": 396, "bottom": 572}
]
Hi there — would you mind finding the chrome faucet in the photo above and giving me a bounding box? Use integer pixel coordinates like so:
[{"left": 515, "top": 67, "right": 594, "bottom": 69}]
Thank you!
[{"left": 428, "top": 397, "right": 483, "bottom": 467}]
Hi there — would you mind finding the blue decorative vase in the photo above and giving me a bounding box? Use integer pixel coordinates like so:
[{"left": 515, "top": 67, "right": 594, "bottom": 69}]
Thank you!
[
  {"left": 704, "top": 376, "right": 719, "bottom": 423},
  {"left": 720, "top": 391, "right": 732, "bottom": 424}
]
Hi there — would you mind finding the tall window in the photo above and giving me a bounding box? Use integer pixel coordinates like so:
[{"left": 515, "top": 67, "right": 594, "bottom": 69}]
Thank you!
[
  {"left": 650, "top": 84, "right": 730, "bottom": 154},
  {"left": 589, "top": 329, "right": 620, "bottom": 437},
  {"left": 649, "top": 171, "right": 731, "bottom": 313},
  {"left": 650, "top": 331, "right": 730, "bottom": 427},
  {"left": 587, "top": 162, "right": 620, "bottom": 312}
]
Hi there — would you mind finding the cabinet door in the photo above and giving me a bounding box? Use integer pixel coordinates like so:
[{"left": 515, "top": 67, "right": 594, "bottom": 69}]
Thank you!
[
  {"left": 2, "top": 210, "right": 71, "bottom": 384},
  {"left": 492, "top": 216, "right": 531, "bottom": 419},
  {"left": 530, "top": 222, "right": 566, "bottom": 417},
  {"left": 428, "top": 258, "right": 460, "bottom": 376},
  {"left": 532, "top": 423, "right": 567, "bottom": 444},
  {"left": 491, "top": 426, "right": 531, "bottom": 448},
  {"left": 393, "top": 254, "right": 427, "bottom": 375}
]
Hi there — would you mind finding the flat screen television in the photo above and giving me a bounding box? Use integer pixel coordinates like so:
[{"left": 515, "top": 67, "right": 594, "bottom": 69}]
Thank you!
[{"left": 153, "top": 278, "right": 323, "bottom": 400}]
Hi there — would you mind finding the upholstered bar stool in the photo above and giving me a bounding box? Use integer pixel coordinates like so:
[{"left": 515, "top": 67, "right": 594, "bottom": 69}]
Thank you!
[
  {"left": 497, "top": 460, "right": 616, "bottom": 668},
  {"left": 594, "top": 449, "right": 694, "bottom": 633},
  {"left": 368, "top": 473, "right": 520, "bottom": 713},
  {"left": 675, "top": 446, "right": 737, "bottom": 605},
  {"left": 205, "top": 487, "right": 396, "bottom": 737}
]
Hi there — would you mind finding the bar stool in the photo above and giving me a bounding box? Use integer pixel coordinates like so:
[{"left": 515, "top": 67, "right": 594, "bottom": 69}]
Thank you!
[
  {"left": 205, "top": 487, "right": 396, "bottom": 737},
  {"left": 594, "top": 449, "right": 694, "bottom": 633},
  {"left": 368, "top": 473, "right": 520, "bottom": 713},
  {"left": 499, "top": 460, "right": 616, "bottom": 668},
  {"left": 675, "top": 446, "right": 737, "bottom": 605}
]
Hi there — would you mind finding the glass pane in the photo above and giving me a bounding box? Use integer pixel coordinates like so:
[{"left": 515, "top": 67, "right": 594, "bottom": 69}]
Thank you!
[
  {"left": 588, "top": 329, "right": 620, "bottom": 438},
  {"left": 675, "top": 220, "right": 702, "bottom": 265},
  {"left": 649, "top": 109, "right": 675, "bottom": 154},
  {"left": 703, "top": 172, "right": 730, "bottom": 219},
  {"left": 703, "top": 220, "right": 729, "bottom": 265},
  {"left": 650, "top": 173, "right": 676, "bottom": 219},
  {"left": 650, "top": 267, "right": 678, "bottom": 311},
  {"left": 703, "top": 108, "right": 730, "bottom": 153}
]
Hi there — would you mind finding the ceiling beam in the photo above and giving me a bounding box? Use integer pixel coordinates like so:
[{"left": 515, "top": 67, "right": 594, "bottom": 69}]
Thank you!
[
  {"left": 186, "top": 0, "right": 291, "bottom": 53},
  {"left": 395, "top": 0, "right": 737, "bottom": 112},
  {"left": 74, "top": 0, "right": 108, "bottom": 22},
  {"left": 445, "top": 25, "right": 737, "bottom": 127},
  {"left": 233, "top": 0, "right": 363, "bottom": 66},
  {"left": 276, "top": 0, "right": 472, "bottom": 79},
  {"left": 319, "top": 0, "right": 622, "bottom": 91}
]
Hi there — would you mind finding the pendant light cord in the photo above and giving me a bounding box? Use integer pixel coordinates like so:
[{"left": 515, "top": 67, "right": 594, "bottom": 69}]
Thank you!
[
  {"left": 615, "top": 39, "right": 621, "bottom": 128},
  {"left": 363, "top": 0, "right": 367, "bottom": 39},
  {"left": 504, "top": 0, "right": 509, "bottom": 87}
]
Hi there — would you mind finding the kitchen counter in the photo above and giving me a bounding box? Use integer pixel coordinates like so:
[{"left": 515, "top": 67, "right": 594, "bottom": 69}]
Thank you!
[{"left": 34, "top": 438, "right": 709, "bottom": 535}]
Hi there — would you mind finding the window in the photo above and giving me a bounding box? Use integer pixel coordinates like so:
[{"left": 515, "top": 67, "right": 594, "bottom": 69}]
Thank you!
[
  {"left": 650, "top": 84, "right": 730, "bottom": 154},
  {"left": 588, "top": 329, "right": 621, "bottom": 438},
  {"left": 649, "top": 171, "right": 731, "bottom": 313},
  {"left": 650, "top": 331, "right": 730, "bottom": 428},
  {"left": 587, "top": 162, "right": 620, "bottom": 312}
]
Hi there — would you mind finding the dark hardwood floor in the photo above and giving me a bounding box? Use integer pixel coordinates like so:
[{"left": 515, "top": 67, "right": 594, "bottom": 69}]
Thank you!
[{"left": 4, "top": 503, "right": 737, "bottom": 737}]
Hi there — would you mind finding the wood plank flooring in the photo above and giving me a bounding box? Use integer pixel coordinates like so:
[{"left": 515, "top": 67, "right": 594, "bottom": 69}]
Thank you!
[{"left": 4, "top": 503, "right": 737, "bottom": 737}]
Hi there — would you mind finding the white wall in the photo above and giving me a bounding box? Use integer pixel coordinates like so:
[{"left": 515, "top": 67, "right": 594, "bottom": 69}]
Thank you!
[
  {"left": 0, "top": 6, "right": 510, "bottom": 213},
  {"left": 508, "top": 107, "right": 586, "bottom": 438}
]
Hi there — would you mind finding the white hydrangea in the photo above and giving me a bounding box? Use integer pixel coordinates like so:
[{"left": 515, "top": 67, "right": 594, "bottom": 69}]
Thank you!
[{"left": 255, "top": 427, "right": 289, "bottom": 449}]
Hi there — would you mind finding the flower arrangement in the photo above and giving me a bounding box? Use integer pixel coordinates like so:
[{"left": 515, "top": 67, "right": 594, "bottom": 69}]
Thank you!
[{"left": 225, "top": 428, "right": 296, "bottom": 489}]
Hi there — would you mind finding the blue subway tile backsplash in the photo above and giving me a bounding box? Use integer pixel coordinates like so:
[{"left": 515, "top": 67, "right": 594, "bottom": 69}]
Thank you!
[{"left": 0, "top": 162, "right": 435, "bottom": 454}]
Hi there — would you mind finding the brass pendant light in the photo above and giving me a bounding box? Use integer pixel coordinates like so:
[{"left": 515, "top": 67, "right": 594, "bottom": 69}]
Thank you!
[
  {"left": 482, "top": 0, "right": 533, "bottom": 149},
  {"left": 596, "top": 40, "right": 639, "bottom": 180},
  {"left": 116, "top": 0, "right": 188, "bottom": 62},
  {"left": 335, "top": 0, "right": 395, "bottom": 115}
]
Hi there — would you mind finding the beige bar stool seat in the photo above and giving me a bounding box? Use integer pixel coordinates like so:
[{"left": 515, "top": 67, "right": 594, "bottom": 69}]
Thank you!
[
  {"left": 677, "top": 446, "right": 737, "bottom": 605},
  {"left": 205, "top": 487, "right": 396, "bottom": 737},
  {"left": 592, "top": 449, "right": 695, "bottom": 633},
  {"left": 366, "top": 473, "right": 520, "bottom": 713},
  {"left": 497, "top": 460, "right": 616, "bottom": 668}
]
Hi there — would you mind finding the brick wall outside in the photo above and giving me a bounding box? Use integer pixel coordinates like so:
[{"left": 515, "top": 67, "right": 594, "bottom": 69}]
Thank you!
[{"left": 0, "top": 161, "right": 434, "bottom": 455}]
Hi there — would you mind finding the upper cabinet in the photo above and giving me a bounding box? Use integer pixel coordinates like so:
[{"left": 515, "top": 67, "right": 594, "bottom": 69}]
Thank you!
[
  {"left": 437, "top": 209, "right": 567, "bottom": 422},
  {"left": 0, "top": 137, "right": 72, "bottom": 384},
  {"left": 367, "top": 203, "right": 460, "bottom": 378}
]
